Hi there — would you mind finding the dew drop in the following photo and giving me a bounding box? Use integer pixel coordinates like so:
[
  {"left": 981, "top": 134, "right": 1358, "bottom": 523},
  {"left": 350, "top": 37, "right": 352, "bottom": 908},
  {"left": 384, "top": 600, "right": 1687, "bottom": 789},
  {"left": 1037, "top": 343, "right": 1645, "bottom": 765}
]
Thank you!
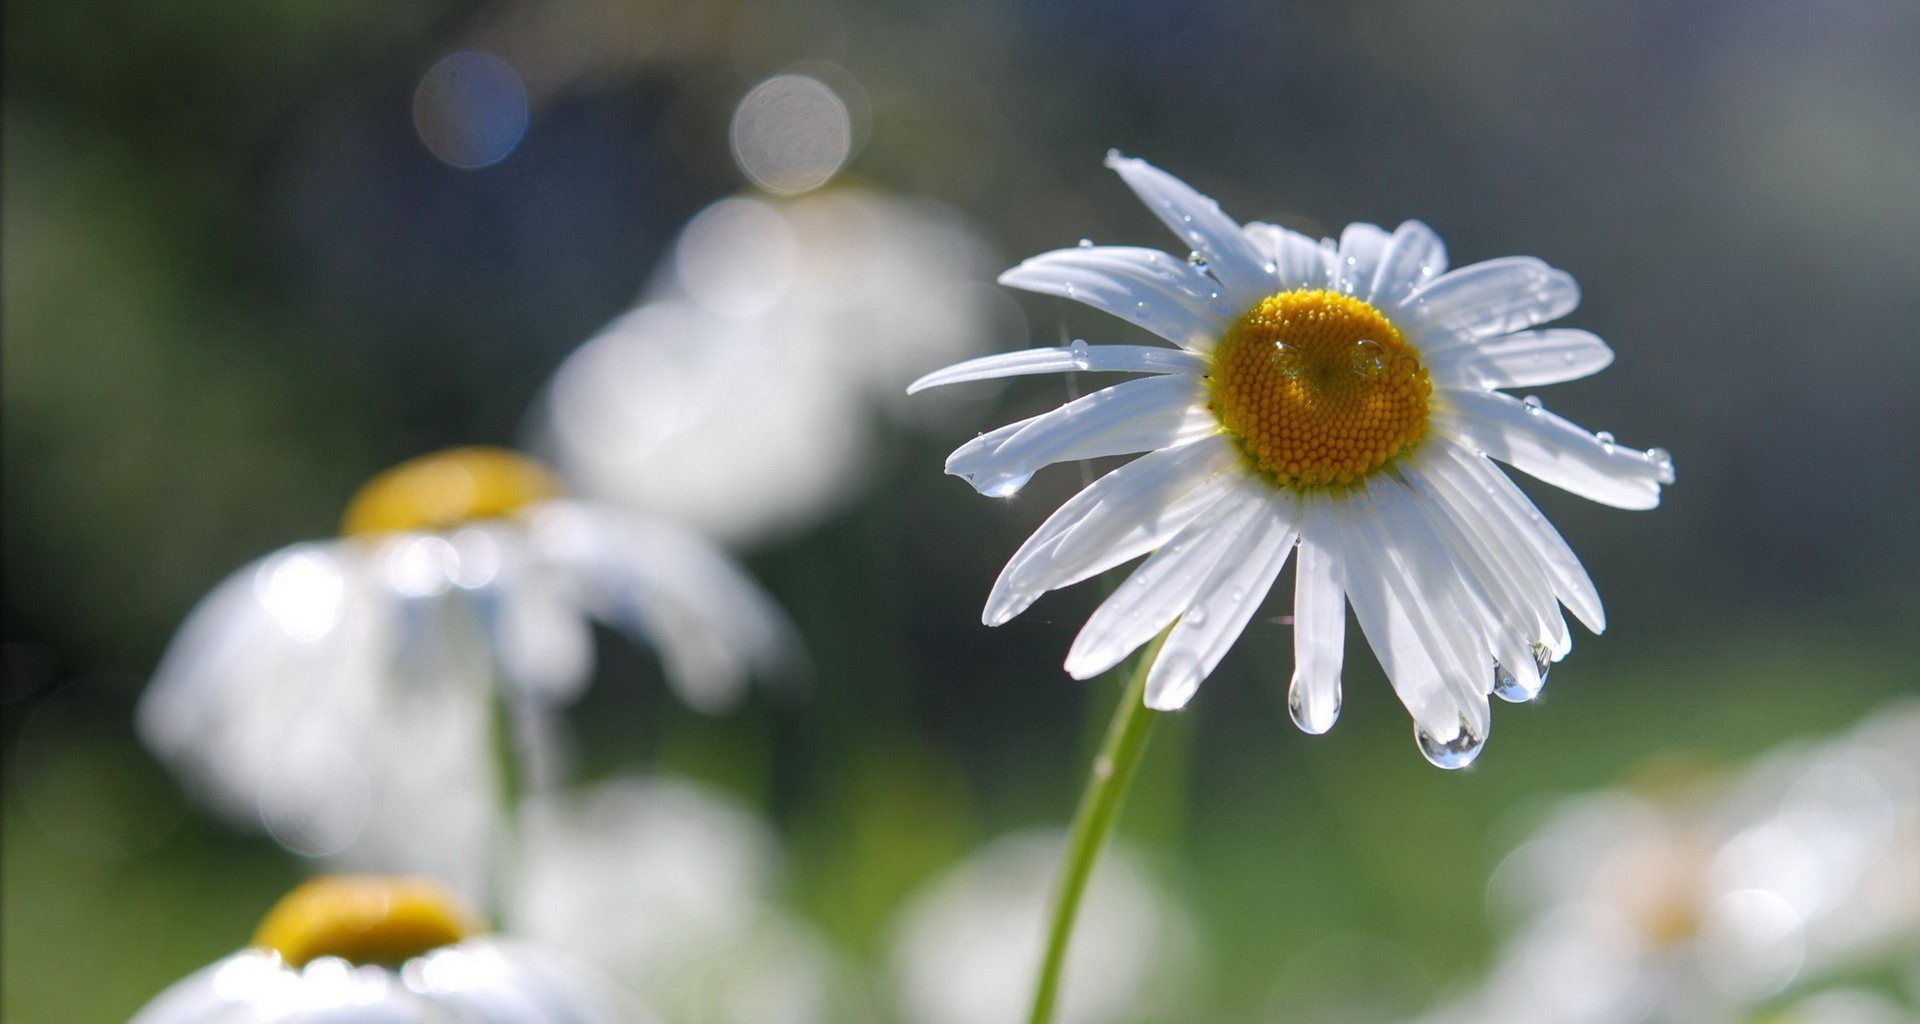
[
  {"left": 1522, "top": 395, "right": 1544, "bottom": 413},
  {"left": 1262, "top": 260, "right": 1278, "bottom": 275},
  {"left": 1351, "top": 339, "right": 1387, "bottom": 378},
  {"left": 1415, "top": 716, "right": 1486, "bottom": 770},
  {"left": 1184, "top": 605, "right": 1208, "bottom": 626},
  {"left": 979, "top": 473, "right": 1033, "bottom": 498},
  {"left": 1563, "top": 351, "right": 1578, "bottom": 364},
  {"left": 1078, "top": 237, "right": 1094, "bottom": 248},
  {"left": 1646, "top": 447, "right": 1673, "bottom": 474},
  {"left": 1135, "top": 301, "right": 1151, "bottom": 320},
  {"left": 1532, "top": 643, "right": 1553, "bottom": 685},
  {"left": 1492, "top": 660, "right": 1537, "bottom": 703},
  {"left": 1287, "top": 676, "right": 1340, "bottom": 734},
  {"left": 1596, "top": 430, "right": 1616, "bottom": 446},
  {"left": 1186, "top": 249, "right": 1208, "bottom": 269},
  {"left": 1344, "top": 255, "right": 1358, "bottom": 267},
  {"left": 1106, "top": 147, "right": 1122, "bottom": 161},
  {"left": 1063, "top": 283, "right": 1076, "bottom": 297},
  {"left": 1069, "top": 338, "right": 1091, "bottom": 369}
]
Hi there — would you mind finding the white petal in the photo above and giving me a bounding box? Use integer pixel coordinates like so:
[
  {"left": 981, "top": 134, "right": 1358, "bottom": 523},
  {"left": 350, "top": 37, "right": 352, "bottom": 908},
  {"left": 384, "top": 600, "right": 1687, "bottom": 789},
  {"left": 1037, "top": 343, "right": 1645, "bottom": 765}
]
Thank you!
[
  {"left": 531, "top": 502, "right": 799, "bottom": 712},
  {"left": 997, "top": 246, "right": 1233, "bottom": 350},
  {"left": 1401, "top": 451, "right": 1569, "bottom": 657},
  {"left": 945, "top": 375, "right": 1216, "bottom": 497},
  {"left": 1105, "top": 153, "right": 1277, "bottom": 309},
  {"left": 1426, "top": 328, "right": 1614, "bottom": 389},
  {"left": 1241, "top": 222, "right": 1334, "bottom": 292},
  {"left": 1289, "top": 497, "right": 1345, "bottom": 734},
  {"left": 985, "top": 436, "right": 1244, "bottom": 626},
  {"left": 1329, "top": 499, "right": 1463, "bottom": 738},
  {"left": 1361, "top": 477, "right": 1496, "bottom": 729},
  {"left": 1431, "top": 439, "right": 1605, "bottom": 633},
  {"left": 1397, "top": 256, "right": 1579, "bottom": 349},
  {"left": 1441, "top": 390, "right": 1672, "bottom": 510},
  {"left": 907, "top": 345, "right": 1208, "bottom": 394},
  {"left": 1334, "top": 222, "right": 1391, "bottom": 297},
  {"left": 1065, "top": 478, "right": 1270, "bottom": 679},
  {"left": 1367, "top": 220, "right": 1448, "bottom": 308},
  {"left": 1144, "top": 495, "right": 1298, "bottom": 711}
]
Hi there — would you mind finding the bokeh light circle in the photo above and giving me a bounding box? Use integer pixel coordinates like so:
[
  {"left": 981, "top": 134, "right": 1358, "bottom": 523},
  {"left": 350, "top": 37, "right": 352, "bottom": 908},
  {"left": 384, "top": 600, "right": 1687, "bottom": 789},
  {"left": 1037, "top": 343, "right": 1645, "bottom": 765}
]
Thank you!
[
  {"left": 729, "top": 74, "right": 851, "bottom": 195},
  {"left": 413, "top": 51, "right": 530, "bottom": 169}
]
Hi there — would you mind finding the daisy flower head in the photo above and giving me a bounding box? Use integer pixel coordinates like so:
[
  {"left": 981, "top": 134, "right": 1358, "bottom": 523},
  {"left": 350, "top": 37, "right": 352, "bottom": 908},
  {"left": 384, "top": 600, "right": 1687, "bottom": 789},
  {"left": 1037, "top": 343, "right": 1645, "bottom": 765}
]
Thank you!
[
  {"left": 138, "top": 446, "right": 797, "bottom": 892},
  {"left": 129, "top": 875, "right": 637, "bottom": 1024},
  {"left": 911, "top": 154, "right": 1674, "bottom": 768}
]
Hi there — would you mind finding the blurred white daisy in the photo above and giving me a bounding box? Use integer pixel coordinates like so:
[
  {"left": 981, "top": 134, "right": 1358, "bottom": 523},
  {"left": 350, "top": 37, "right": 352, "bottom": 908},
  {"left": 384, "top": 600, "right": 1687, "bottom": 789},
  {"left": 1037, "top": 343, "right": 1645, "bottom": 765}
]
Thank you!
[
  {"left": 1417, "top": 701, "right": 1920, "bottom": 1024},
  {"left": 512, "top": 774, "right": 847, "bottom": 1024},
  {"left": 887, "top": 829, "right": 1196, "bottom": 1024},
  {"left": 129, "top": 875, "right": 641, "bottom": 1024},
  {"left": 138, "top": 447, "right": 797, "bottom": 897},
  {"left": 911, "top": 153, "right": 1674, "bottom": 766},
  {"left": 537, "top": 188, "right": 1012, "bottom": 547}
]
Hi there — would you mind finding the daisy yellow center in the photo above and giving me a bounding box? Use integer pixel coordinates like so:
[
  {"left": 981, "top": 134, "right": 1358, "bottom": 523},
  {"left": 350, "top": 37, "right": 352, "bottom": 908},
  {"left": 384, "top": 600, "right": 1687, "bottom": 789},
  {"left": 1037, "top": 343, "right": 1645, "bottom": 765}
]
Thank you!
[
  {"left": 252, "top": 875, "right": 481, "bottom": 968},
  {"left": 341, "top": 446, "right": 561, "bottom": 537},
  {"left": 1207, "top": 289, "right": 1432, "bottom": 487}
]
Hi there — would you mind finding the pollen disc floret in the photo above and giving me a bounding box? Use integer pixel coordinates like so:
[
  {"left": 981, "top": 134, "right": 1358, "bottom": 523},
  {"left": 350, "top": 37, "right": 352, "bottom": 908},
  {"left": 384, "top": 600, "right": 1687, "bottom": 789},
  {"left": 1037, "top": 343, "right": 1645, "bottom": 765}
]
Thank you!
[
  {"left": 342, "top": 446, "right": 562, "bottom": 536},
  {"left": 1210, "top": 289, "right": 1431, "bottom": 488},
  {"left": 251, "top": 874, "right": 482, "bottom": 968}
]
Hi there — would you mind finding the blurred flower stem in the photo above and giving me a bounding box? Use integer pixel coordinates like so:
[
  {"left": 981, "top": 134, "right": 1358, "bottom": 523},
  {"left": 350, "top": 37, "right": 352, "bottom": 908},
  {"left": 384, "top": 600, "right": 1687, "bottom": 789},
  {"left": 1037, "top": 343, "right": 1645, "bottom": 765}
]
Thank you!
[{"left": 1029, "top": 630, "right": 1169, "bottom": 1024}]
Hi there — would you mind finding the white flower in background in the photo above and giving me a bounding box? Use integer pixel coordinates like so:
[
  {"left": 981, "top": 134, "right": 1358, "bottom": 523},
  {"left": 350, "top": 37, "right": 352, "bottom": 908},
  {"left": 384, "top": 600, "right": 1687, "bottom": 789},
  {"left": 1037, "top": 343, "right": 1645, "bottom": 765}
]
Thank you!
[
  {"left": 138, "top": 447, "right": 797, "bottom": 898},
  {"left": 513, "top": 774, "right": 844, "bottom": 1024},
  {"left": 538, "top": 188, "right": 1011, "bottom": 547},
  {"left": 888, "top": 830, "right": 1195, "bottom": 1024},
  {"left": 129, "top": 875, "right": 641, "bottom": 1024},
  {"left": 1415, "top": 701, "right": 1920, "bottom": 1024},
  {"left": 911, "top": 153, "right": 1674, "bottom": 766}
]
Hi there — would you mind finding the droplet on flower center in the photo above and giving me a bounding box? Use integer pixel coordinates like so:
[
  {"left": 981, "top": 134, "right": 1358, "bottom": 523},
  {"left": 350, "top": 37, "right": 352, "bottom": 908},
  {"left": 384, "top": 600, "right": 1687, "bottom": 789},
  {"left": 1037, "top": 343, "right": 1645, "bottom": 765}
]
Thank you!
[
  {"left": 1207, "top": 289, "right": 1431, "bottom": 488},
  {"left": 252, "top": 875, "right": 481, "bottom": 968},
  {"left": 342, "top": 446, "right": 561, "bottom": 536}
]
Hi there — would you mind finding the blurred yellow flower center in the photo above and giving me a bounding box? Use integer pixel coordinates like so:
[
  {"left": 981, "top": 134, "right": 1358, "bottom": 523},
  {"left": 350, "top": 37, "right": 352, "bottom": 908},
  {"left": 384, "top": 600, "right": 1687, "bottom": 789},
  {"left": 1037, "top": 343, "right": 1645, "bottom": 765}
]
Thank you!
[
  {"left": 252, "top": 875, "right": 481, "bottom": 968},
  {"left": 342, "top": 446, "right": 561, "bottom": 536},
  {"left": 1208, "top": 289, "right": 1431, "bottom": 488}
]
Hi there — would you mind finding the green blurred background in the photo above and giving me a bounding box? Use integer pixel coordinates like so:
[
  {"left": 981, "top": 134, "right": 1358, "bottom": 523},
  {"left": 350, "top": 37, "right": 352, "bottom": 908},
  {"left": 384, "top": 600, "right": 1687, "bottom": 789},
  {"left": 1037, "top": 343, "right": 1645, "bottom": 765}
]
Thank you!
[{"left": 5, "top": 0, "right": 1917, "bottom": 1020}]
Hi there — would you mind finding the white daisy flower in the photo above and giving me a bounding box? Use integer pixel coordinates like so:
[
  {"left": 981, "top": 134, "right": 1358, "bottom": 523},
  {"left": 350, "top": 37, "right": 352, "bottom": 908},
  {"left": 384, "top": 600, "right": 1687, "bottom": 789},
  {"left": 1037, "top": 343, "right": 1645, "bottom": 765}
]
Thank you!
[
  {"left": 538, "top": 189, "right": 1009, "bottom": 547},
  {"left": 886, "top": 830, "right": 1196, "bottom": 1024},
  {"left": 513, "top": 775, "right": 846, "bottom": 1024},
  {"left": 911, "top": 153, "right": 1675, "bottom": 766},
  {"left": 138, "top": 447, "right": 797, "bottom": 896},
  {"left": 128, "top": 875, "right": 641, "bottom": 1024}
]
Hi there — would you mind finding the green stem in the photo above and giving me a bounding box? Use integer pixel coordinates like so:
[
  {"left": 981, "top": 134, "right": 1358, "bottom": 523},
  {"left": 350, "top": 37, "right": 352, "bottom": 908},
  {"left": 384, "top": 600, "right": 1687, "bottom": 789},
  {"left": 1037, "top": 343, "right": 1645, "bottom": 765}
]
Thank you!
[{"left": 1028, "top": 631, "right": 1168, "bottom": 1024}]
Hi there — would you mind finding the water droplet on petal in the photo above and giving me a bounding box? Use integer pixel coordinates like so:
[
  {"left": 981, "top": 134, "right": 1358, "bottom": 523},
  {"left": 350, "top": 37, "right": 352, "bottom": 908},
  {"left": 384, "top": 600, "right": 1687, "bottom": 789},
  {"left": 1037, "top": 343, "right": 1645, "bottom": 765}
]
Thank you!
[
  {"left": 1184, "top": 605, "right": 1208, "bottom": 626},
  {"left": 1344, "top": 255, "right": 1358, "bottom": 267},
  {"left": 1135, "top": 301, "right": 1151, "bottom": 320},
  {"left": 1069, "top": 338, "right": 1091, "bottom": 369},
  {"left": 1416, "top": 716, "right": 1485, "bottom": 770},
  {"left": 1078, "top": 238, "right": 1094, "bottom": 248},
  {"left": 1106, "top": 148, "right": 1122, "bottom": 161},
  {"left": 1351, "top": 339, "right": 1386, "bottom": 378},
  {"left": 1063, "top": 283, "right": 1076, "bottom": 297},
  {"left": 1532, "top": 643, "right": 1553, "bottom": 683},
  {"left": 1493, "top": 660, "right": 1539, "bottom": 703},
  {"left": 1596, "top": 430, "right": 1616, "bottom": 447},
  {"left": 1288, "top": 676, "right": 1340, "bottom": 734},
  {"left": 1646, "top": 447, "right": 1673, "bottom": 474},
  {"left": 1522, "top": 395, "right": 1544, "bottom": 413},
  {"left": 1186, "top": 249, "right": 1208, "bottom": 268},
  {"left": 1262, "top": 260, "right": 1278, "bottom": 275},
  {"left": 979, "top": 473, "right": 1033, "bottom": 498}
]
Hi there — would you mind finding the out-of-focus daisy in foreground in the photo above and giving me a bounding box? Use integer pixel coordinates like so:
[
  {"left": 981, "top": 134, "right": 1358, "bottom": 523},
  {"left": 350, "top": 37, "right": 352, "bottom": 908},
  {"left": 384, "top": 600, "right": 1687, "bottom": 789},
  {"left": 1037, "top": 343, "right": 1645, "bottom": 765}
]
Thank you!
[
  {"left": 536, "top": 188, "right": 1010, "bottom": 548},
  {"left": 138, "top": 447, "right": 796, "bottom": 898},
  {"left": 887, "top": 830, "right": 1195, "bottom": 1024},
  {"left": 129, "top": 875, "right": 639, "bottom": 1024},
  {"left": 1414, "top": 701, "right": 1920, "bottom": 1024},
  {"left": 913, "top": 152, "right": 1673, "bottom": 766},
  {"left": 512, "top": 774, "right": 849, "bottom": 1024}
]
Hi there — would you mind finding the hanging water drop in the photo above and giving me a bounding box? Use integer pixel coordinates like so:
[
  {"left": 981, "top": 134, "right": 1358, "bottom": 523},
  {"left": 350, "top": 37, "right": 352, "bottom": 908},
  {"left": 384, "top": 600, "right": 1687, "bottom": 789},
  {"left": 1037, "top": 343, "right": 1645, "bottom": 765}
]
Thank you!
[
  {"left": 1415, "top": 716, "right": 1486, "bottom": 770},
  {"left": 979, "top": 473, "right": 1033, "bottom": 498},
  {"left": 1532, "top": 643, "right": 1553, "bottom": 686},
  {"left": 1522, "top": 395, "right": 1544, "bottom": 413},
  {"left": 1646, "top": 447, "right": 1673, "bottom": 474},
  {"left": 1069, "top": 338, "right": 1092, "bottom": 369},
  {"left": 1287, "top": 676, "right": 1340, "bottom": 734},
  {"left": 1492, "top": 660, "right": 1537, "bottom": 703}
]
